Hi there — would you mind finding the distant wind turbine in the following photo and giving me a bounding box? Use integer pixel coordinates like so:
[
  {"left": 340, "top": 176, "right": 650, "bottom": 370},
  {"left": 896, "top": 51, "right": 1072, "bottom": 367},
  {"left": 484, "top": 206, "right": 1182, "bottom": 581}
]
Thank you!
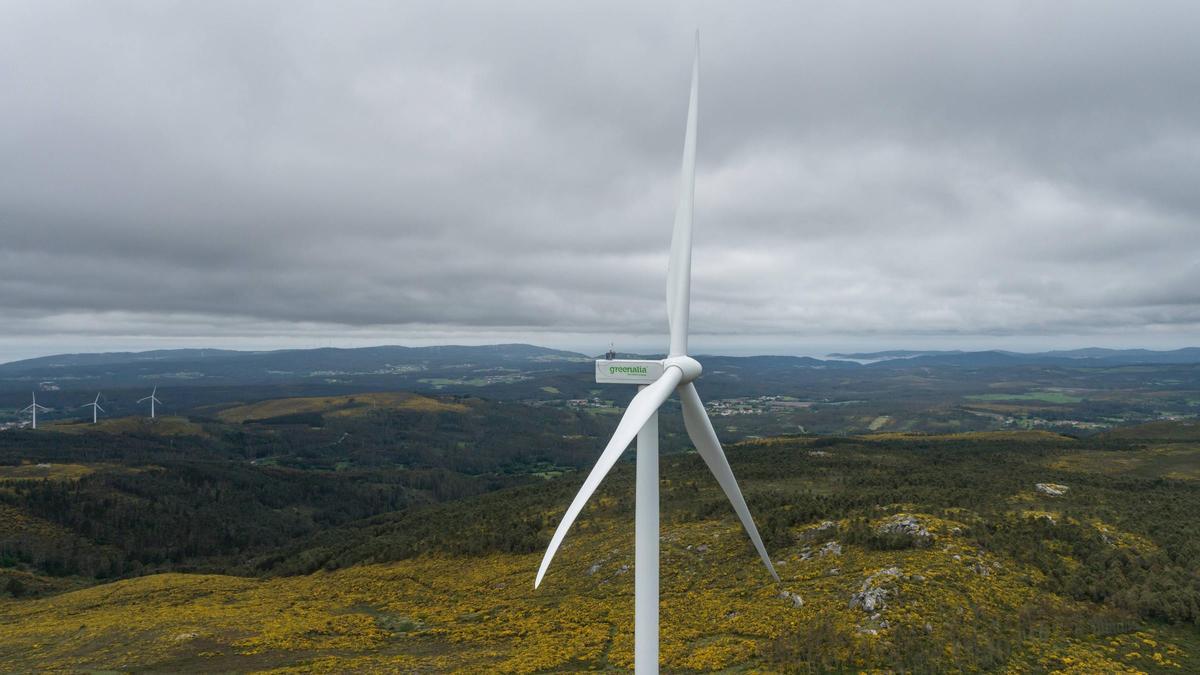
[
  {"left": 138, "top": 386, "right": 163, "bottom": 419},
  {"left": 534, "top": 34, "right": 778, "bottom": 673},
  {"left": 20, "top": 392, "right": 50, "bottom": 430},
  {"left": 81, "top": 393, "right": 105, "bottom": 424}
]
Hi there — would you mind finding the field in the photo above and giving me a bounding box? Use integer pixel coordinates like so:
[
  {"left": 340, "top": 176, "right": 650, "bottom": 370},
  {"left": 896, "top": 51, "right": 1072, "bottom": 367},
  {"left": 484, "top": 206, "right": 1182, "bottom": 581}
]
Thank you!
[{"left": 966, "top": 391, "right": 1085, "bottom": 404}]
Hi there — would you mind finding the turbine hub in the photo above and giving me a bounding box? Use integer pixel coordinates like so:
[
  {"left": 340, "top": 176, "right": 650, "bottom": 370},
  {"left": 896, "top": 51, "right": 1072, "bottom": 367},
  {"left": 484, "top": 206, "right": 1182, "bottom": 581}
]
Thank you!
[{"left": 663, "top": 355, "right": 702, "bottom": 383}]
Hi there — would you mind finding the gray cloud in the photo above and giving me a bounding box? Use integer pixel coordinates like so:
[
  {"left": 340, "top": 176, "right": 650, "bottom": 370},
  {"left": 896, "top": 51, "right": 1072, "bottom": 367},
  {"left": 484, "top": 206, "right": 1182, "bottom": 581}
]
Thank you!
[{"left": 2, "top": 0, "right": 1199, "bottom": 361}]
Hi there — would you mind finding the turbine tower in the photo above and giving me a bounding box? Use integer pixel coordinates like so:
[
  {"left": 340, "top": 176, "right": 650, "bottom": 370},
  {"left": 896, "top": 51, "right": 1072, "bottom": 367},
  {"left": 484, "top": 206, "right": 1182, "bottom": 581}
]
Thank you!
[
  {"left": 81, "top": 393, "right": 105, "bottom": 424},
  {"left": 535, "top": 34, "right": 778, "bottom": 673},
  {"left": 20, "top": 392, "right": 50, "bottom": 430},
  {"left": 138, "top": 386, "right": 162, "bottom": 419}
]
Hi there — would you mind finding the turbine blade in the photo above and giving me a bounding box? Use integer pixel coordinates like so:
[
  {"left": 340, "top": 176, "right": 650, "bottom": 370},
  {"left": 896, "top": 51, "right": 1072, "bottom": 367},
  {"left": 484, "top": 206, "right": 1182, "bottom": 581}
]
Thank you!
[
  {"left": 534, "top": 366, "right": 684, "bottom": 588},
  {"left": 96, "top": 404, "right": 105, "bottom": 413},
  {"left": 665, "top": 32, "right": 699, "bottom": 358},
  {"left": 138, "top": 396, "right": 150, "bottom": 403},
  {"left": 679, "top": 382, "right": 779, "bottom": 582}
]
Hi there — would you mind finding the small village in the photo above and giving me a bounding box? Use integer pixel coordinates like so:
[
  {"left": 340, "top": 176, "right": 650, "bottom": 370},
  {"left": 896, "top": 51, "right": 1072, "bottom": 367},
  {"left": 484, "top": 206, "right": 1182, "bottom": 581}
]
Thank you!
[{"left": 705, "top": 395, "right": 815, "bottom": 416}]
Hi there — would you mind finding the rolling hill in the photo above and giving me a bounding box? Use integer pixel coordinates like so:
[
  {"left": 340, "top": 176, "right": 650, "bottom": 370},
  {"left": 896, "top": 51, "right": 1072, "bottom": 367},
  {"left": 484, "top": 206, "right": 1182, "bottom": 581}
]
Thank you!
[{"left": 2, "top": 427, "right": 1198, "bottom": 671}]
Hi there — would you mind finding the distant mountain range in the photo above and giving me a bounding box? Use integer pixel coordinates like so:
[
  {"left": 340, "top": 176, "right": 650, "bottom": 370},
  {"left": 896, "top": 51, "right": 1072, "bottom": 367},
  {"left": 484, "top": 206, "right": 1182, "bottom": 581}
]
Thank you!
[
  {"left": 0, "top": 344, "right": 584, "bottom": 373},
  {"left": 830, "top": 347, "right": 1200, "bottom": 367},
  {"left": 0, "top": 344, "right": 590, "bottom": 391},
  {"left": 2, "top": 344, "right": 1198, "bottom": 396}
]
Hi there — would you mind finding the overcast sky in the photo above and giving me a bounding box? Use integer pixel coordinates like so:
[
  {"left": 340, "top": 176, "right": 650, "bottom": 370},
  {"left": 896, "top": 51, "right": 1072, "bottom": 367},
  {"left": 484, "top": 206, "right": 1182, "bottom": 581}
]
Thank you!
[{"left": 2, "top": 1, "right": 1199, "bottom": 362}]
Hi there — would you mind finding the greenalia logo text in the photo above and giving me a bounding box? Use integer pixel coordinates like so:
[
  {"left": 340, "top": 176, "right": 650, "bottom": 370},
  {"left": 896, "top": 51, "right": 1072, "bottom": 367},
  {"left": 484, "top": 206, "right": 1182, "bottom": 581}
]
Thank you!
[{"left": 609, "top": 365, "right": 649, "bottom": 376}]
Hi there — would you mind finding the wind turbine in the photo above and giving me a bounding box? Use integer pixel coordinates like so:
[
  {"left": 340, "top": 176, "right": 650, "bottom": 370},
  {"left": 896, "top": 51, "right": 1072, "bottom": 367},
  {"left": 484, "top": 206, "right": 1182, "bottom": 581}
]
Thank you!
[
  {"left": 138, "top": 386, "right": 162, "bottom": 419},
  {"left": 20, "top": 392, "right": 50, "bottom": 430},
  {"left": 81, "top": 393, "right": 105, "bottom": 424},
  {"left": 534, "top": 34, "right": 778, "bottom": 673}
]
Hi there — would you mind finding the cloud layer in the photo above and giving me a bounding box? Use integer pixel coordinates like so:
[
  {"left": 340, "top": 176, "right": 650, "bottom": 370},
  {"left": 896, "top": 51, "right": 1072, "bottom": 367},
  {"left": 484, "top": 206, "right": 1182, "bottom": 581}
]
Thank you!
[{"left": 2, "top": 1, "right": 1199, "bottom": 360}]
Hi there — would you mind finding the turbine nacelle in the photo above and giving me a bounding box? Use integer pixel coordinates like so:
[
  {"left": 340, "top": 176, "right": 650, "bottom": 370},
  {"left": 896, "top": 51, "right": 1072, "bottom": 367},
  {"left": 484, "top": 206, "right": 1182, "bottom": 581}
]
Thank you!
[{"left": 594, "top": 356, "right": 702, "bottom": 385}]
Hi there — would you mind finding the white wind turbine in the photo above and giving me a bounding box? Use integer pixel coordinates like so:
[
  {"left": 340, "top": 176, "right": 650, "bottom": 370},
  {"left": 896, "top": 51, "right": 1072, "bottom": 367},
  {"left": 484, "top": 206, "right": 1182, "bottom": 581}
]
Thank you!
[
  {"left": 138, "top": 386, "right": 162, "bottom": 419},
  {"left": 534, "top": 34, "right": 778, "bottom": 673},
  {"left": 81, "top": 393, "right": 105, "bottom": 424},
  {"left": 20, "top": 392, "right": 50, "bottom": 430}
]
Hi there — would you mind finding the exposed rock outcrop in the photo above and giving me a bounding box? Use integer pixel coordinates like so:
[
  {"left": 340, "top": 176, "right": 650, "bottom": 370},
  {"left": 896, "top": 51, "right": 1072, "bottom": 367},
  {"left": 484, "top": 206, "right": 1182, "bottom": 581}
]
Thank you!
[
  {"left": 1036, "top": 482, "right": 1069, "bottom": 497},
  {"left": 877, "top": 514, "right": 932, "bottom": 541},
  {"left": 819, "top": 541, "right": 842, "bottom": 557},
  {"left": 849, "top": 566, "right": 902, "bottom": 613}
]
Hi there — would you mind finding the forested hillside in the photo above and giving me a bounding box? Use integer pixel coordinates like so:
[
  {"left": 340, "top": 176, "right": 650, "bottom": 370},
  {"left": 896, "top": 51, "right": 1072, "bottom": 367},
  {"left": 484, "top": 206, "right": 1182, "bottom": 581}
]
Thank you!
[{"left": 0, "top": 392, "right": 649, "bottom": 585}]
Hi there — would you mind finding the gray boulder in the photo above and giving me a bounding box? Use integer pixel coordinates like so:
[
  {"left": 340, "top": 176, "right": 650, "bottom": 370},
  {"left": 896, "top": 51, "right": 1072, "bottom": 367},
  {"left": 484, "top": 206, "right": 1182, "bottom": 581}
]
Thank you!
[{"left": 778, "top": 590, "right": 804, "bottom": 608}]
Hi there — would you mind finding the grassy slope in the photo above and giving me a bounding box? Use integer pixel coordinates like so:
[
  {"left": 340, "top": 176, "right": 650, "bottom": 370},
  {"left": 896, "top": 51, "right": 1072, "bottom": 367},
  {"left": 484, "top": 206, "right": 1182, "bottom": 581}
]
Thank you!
[
  {"left": 1050, "top": 445, "right": 1200, "bottom": 481},
  {"left": 0, "top": 515, "right": 1193, "bottom": 673},
  {"left": 42, "top": 415, "right": 206, "bottom": 437},
  {"left": 0, "top": 462, "right": 95, "bottom": 481},
  {"left": 215, "top": 392, "right": 468, "bottom": 423}
]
